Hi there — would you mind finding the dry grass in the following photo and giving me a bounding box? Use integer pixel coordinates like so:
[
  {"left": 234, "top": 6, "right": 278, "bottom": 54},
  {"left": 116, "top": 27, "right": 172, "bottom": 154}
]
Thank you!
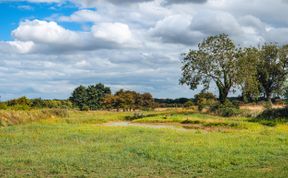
[{"left": 0, "top": 109, "right": 69, "bottom": 127}]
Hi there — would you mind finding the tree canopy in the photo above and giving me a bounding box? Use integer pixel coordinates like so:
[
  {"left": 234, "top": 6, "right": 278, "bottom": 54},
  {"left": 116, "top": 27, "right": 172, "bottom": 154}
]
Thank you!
[{"left": 180, "top": 34, "right": 238, "bottom": 103}]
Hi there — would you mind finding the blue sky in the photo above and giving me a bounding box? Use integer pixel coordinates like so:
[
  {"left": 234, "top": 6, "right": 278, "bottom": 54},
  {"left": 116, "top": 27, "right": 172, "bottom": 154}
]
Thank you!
[{"left": 0, "top": 0, "right": 288, "bottom": 100}]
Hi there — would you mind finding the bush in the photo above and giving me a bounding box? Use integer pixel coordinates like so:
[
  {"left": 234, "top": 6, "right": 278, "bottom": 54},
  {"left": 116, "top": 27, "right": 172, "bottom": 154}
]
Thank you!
[
  {"left": 210, "top": 100, "right": 241, "bottom": 117},
  {"left": 125, "top": 113, "right": 145, "bottom": 121},
  {"left": 257, "top": 107, "right": 288, "bottom": 120},
  {"left": 194, "top": 92, "right": 217, "bottom": 111},
  {"left": 0, "top": 103, "right": 8, "bottom": 110},
  {"left": 184, "top": 101, "right": 194, "bottom": 108},
  {"left": 263, "top": 101, "right": 273, "bottom": 110},
  {"left": 10, "top": 104, "right": 31, "bottom": 111},
  {"left": 81, "top": 105, "right": 90, "bottom": 111}
]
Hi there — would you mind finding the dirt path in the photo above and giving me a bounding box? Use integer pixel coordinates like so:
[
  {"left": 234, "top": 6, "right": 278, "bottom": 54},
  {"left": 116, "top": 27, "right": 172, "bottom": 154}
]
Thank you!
[{"left": 101, "top": 121, "right": 189, "bottom": 131}]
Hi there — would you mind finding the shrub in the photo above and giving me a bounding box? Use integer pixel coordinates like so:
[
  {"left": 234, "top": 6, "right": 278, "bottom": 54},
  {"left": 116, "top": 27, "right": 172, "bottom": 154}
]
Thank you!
[
  {"left": 81, "top": 105, "right": 90, "bottom": 111},
  {"left": 257, "top": 107, "right": 288, "bottom": 120},
  {"left": 210, "top": 100, "right": 241, "bottom": 117},
  {"left": 125, "top": 113, "right": 145, "bottom": 121},
  {"left": 263, "top": 101, "right": 273, "bottom": 110},
  {"left": 10, "top": 104, "right": 31, "bottom": 111},
  {"left": 0, "top": 103, "right": 8, "bottom": 110},
  {"left": 184, "top": 101, "right": 194, "bottom": 108},
  {"left": 194, "top": 92, "right": 217, "bottom": 111}
]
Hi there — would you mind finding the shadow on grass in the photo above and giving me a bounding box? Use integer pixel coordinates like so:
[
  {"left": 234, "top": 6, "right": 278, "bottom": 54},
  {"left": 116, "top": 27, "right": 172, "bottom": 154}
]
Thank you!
[
  {"left": 249, "top": 107, "right": 288, "bottom": 127},
  {"left": 124, "top": 111, "right": 195, "bottom": 121}
]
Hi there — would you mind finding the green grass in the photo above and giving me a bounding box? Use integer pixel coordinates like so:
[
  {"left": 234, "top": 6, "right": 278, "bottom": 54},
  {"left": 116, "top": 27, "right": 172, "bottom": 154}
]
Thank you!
[{"left": 0, "top": 109, "right": 288, "bottom": 177}]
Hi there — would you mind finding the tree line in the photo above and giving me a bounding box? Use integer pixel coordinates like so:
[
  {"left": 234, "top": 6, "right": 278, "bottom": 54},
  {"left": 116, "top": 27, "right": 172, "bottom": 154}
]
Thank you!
[
  {"left": 69, "top": 83, "right": 154, "bottom": 111},
  {"left": 180, "top": 34, "right": 288, "bottom": 104}
]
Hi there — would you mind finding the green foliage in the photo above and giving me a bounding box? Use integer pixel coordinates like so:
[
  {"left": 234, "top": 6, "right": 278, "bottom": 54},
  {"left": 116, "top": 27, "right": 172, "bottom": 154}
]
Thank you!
[
  {"left": 180, "top": 34, "right": 238, "bottom": 103},
  {"left": 210, "top": 100, "right": 241, "bottom": 117},
  {"left": 184, "top": 100, "right": 194, "bottom": 108},
  {"left": 70, "top": 83, "right": 111, "bottom": 110},
  {"left": 257, "top": 44, "right": 288, "bottom": 102},
  {"left": 3, "top": 97, "right": 72, "bottom": 110},
  {"left": 103, "top": 90, "right": 154, "bottom": 111},
  {"left": 263, "top": 101, "right": 273, "bottom": 110},
  {"left": 70, "top": 85, "right": 88, "bottom": 110},
  {"left": 257, "top": 107, "right": 288, "bottom": 120},
  {"left": 7, "top": 96, "right": 31, "bottom": 106},
  {"left": 237, "top": 47, "right": 260, "bottom": 102},
  {"left": 0, "top": 103, "right": 8, "bottom": 110},
  {"left": 194, "top": 92, "right": 217, "bottom": 111},
  {"left": 87, "top": 83, "right": 111, "bottom": 110}
]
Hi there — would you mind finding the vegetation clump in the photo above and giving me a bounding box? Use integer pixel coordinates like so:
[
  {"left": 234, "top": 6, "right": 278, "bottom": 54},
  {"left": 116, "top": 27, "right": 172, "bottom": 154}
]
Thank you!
[{"left": 210, "top": 100, "right": 241, "bottom": 117}]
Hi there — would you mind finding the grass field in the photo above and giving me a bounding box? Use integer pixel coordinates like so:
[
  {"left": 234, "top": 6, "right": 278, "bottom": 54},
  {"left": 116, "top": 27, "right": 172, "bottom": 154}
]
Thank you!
[{"left": 0, "top": 109, "right": 288, "bottom": 177}]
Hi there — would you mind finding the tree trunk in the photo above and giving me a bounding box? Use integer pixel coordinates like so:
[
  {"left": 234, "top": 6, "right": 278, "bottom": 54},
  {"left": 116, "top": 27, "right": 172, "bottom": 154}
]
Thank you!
[
  {"left": 217, "top": 82, "right": 230, "bottom": 104},
  {"left": 265, "top": 90, "right": 272, "bottom": 103}
]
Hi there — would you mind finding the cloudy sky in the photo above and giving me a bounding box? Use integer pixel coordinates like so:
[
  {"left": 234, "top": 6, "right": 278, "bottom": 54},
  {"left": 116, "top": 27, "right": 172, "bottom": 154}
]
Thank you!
[{"left": 0, "top": 0, "right": 288, "bottom": 100}]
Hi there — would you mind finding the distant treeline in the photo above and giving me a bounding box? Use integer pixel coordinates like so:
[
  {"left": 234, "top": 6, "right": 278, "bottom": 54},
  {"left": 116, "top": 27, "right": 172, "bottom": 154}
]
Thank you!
[
  {"left": 0, "top": 86, "right": 286, "bottom": 111},
  {"left": 0, "top": 96, "right": 72, "bottom": 110}
]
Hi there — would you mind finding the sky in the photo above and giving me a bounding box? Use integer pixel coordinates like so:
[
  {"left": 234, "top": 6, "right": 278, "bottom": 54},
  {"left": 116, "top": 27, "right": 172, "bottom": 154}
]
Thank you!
[{"left": 1, "top": 0, "right": 288, "bottom": 100}]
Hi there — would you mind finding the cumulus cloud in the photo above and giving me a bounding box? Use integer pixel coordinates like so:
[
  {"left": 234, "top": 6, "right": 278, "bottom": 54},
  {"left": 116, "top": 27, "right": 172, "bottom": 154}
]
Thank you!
[
  {"left": 162, "top": 0, "right": 208, "bottom": 5},
  {"left": 8, "top": 19, "right": 137, "bottom": 54},
  {"left": 2, "top": 0, "right": 288, "bottom": 100},
  {"left": 92, "top": 23, "right": 133, "bottom": 44},
  {"left": 12, "top": 20, "right": 79, "bottom": 44},
  {"left": 59, "top": 9, "right": 102, "bottom": 23},
  {"left": 150, "top": 14, "right": 204, "bottom": 45}
]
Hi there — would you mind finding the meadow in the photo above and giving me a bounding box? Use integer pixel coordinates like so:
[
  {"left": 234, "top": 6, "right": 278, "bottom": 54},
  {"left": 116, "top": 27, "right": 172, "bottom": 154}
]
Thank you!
[{"left": 0, "top": 109, "right": 288, "bottom": 177}]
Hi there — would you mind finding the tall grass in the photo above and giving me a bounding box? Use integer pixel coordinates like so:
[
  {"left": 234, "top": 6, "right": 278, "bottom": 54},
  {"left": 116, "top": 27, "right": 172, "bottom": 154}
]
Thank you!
[{"left": 0, "top": 109, "right": 69, "bottom": 127}]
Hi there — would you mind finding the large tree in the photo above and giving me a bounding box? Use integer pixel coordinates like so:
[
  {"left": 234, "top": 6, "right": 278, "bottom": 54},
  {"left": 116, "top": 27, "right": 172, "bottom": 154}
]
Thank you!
[
  {"left": 237, "top": 47, "right": 260, "bottom": 102},
  {"left": 180, "top": 34, "right": 238, "bottom": 103},
  {"left": 69, "top": 85, "right": 88, "bottom": 110},
  {"left": 70, "top": 83, "right": 111, "bottom": 110},
  {"left": 257, "top": 44, "right": 288, "bottom": 102},
  {"left": 87, "top": 83, "right": 111, "bottom": 110}
]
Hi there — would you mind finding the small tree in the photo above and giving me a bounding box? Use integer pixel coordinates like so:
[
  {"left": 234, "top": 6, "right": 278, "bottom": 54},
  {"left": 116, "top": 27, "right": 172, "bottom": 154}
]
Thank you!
[{"left": 180, "top": 34, "right": 238, "bottom": 103}]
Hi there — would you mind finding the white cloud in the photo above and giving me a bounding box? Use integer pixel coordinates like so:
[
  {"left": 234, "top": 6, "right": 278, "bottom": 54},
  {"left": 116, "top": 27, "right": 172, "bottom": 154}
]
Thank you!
[
  {"left": 59, "top": 9, "right": 102, "bottom": 23},
  {"left": 8, "top": 19, "right": 138, "bottom": 54},
  {"left": 92, "top": 23, "right": 133, "bottom": 44},
  {"left": 12, "top": 20, "right": 79, "bottom": 44},
  {"left": 2, "top": 0, "right": 288, "bottom": 100}
]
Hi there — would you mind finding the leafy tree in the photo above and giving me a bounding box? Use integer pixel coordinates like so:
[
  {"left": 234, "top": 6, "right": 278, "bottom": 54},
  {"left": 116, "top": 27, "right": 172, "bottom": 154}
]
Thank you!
[
  {"left": 237, "top": 47, "right": 260, "bottom": 102},
  {"left": 138, "top": 93, "right": 154, "bottom": 110},
  {"left": 114, "top": 90, "right": 138, "bottom": 111},
  {"left": 70, "top": 85, "right": 88, "bottom": 110},
  {"left": 70, "top": 83, "right": 111, "bottom": 110},
  {"left": 180, "top": 34, "right": 238, "bottom": 103},
  {"left": 87, "top": 83, "right": 111, "bottom": 110},
  {"left": 256, "top": 44, "right": 288, "bottom": 103}
]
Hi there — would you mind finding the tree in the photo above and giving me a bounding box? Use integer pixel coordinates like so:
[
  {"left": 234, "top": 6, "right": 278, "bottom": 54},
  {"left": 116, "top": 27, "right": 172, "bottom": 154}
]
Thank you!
[
  {"left": 256, "top": 44, "right": 288, "bottom": 103},
  {"left": 87, "top": 83, "right": 111, "bottom": 110},
  {"left": 138, "top": 93, "right": 154, "bottom": 110},
  {"left": 69, "top": 85, "right": 88, "bottom": 110},
  {"left": 237, "top": 47, "right": 260, "bottom": 102},
  {"left": 180, "top": 34, "right": 238, "bottom": 103},
  {"left": 114, "top": 89, "right": 138, "bottom": 111}
]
